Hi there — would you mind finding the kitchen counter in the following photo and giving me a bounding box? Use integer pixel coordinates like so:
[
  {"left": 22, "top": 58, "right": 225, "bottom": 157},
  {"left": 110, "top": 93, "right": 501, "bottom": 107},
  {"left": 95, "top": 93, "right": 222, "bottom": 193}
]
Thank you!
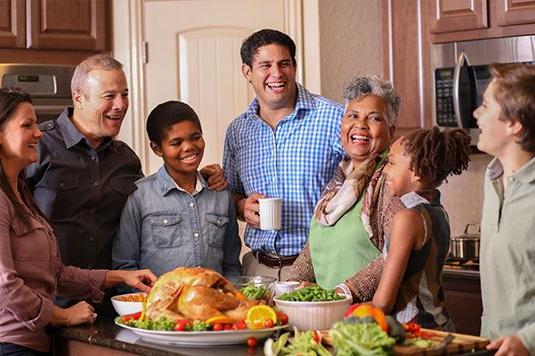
[
  {"left": 51, "top": 303, "right": 262, "bottom": 356},
  {"left": 51, "top": 302, "right": 492, "bottom": 356},
  {"left": 442, "top": 267, "right": 482, "bottom": 336},
  {"left": 443, "top": 267, "right": 480, "bottom": 279}
]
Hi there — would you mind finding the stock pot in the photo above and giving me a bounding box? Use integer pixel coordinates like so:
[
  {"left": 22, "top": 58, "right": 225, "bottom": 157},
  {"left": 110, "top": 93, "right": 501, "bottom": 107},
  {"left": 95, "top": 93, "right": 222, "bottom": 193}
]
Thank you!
[{"left": 450, "top": 224, "right": 480, "bottom": 260}]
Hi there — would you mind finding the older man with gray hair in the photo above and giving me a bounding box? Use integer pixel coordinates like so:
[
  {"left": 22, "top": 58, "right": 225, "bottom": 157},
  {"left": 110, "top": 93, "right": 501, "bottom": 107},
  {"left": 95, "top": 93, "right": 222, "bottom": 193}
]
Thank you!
[{"left": 26, "top": 54, "right": 226, "bottom": 288}]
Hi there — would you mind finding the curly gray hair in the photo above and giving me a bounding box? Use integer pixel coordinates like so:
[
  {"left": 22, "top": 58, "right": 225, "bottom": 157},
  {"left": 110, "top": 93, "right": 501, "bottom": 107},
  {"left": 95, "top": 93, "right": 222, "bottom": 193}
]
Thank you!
[{"left": 342, "top": 75, "right": 400, "bottom": 127}]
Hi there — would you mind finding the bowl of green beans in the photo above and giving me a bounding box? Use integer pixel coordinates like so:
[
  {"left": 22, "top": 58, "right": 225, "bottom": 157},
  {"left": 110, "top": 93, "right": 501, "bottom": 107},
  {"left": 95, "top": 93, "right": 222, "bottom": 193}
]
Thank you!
[
  {"left": 231, "top": 276, "right": 277, "bottom": 303},
  {"left": 273, "top": 285, "right": 351, "bottom": 330}
]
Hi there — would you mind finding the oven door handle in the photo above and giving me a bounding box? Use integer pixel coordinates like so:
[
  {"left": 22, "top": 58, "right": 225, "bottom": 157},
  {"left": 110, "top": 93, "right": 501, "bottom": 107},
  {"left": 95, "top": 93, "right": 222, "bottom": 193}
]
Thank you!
[{"left": 452, "top": 51, "right": 470, "bottom": 129}]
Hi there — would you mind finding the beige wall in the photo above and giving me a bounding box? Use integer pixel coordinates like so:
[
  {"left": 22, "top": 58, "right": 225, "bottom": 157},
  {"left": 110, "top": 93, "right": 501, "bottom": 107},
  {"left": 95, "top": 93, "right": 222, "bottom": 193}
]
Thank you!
[
  {"left": 316, "top": 1, "right": 488, "bottom": 237},
  {"left": 439, "top": 153, "right": 492, "bottom": 237},
  {"left": 318, "top": 0, "right": 383, "bottom": 102}
]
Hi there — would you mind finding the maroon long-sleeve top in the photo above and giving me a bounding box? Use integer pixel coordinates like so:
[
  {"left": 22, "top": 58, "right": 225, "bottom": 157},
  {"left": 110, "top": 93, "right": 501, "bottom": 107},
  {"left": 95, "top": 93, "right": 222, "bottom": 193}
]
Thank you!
[{"left": 0, "top": 189, "right": 106, "bottom": 352}]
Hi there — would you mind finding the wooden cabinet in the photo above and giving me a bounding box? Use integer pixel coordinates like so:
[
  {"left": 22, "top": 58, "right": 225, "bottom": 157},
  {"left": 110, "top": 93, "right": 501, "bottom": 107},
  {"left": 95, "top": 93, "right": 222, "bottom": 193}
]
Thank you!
[
  {"left": 431, "top": 0, "right": 489, "bottom": 34},
  {"left": 495, "top": 0, "right": 535, "bottom": 26},
  {"left": 428, "top": 0, "right": 535, "bottom": 43},
  {"left": 0, "top": 0, "right": 109, "bottom": 51},
  {"left": 381, "top": 0, "right": 433, "bottom": 136},
  {"left": 443, "top": 270, "right": 483, "bottom": 336},
  {"left": 0, "top": 0, "right": 25, "bottom": 48}
]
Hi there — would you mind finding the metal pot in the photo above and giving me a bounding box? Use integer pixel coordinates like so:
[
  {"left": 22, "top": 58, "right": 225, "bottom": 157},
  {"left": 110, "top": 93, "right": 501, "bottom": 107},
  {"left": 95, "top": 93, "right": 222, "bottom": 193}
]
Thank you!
[{"left": 450, "top": 224, "right": 480, "bottom": 260}]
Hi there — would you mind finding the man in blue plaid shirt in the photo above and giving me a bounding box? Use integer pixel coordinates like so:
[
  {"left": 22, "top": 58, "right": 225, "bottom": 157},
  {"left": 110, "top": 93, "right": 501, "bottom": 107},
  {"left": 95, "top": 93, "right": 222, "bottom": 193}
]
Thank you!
[{"left": 222, "top": 29, "right": 345, "bottom": 280}]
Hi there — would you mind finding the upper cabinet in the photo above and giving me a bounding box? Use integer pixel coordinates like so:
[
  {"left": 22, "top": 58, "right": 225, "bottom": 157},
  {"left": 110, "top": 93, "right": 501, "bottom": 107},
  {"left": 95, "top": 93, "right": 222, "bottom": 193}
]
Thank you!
[
  {"left": 431, "top": 0, "right": 489, "bottom": 34},
  {"left": 381, "top": 0, "right": 433, "bottom": 136},
  {"left": 495, "top": 0, "right": 535, "bottom": 26},
  {"left": 0, "top": 0, "right": 109, "bottom": 51},
  {"left": 0, "top": 0, "right": 25, "bottom": 48},
  {"left": 429, "top": 0, "right": 535, "bottom": 43}
]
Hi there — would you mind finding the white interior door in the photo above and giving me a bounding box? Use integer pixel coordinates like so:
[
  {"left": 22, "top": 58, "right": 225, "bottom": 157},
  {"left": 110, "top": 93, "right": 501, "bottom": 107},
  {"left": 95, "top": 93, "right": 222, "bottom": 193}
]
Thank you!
[{"left": 143, "top": 0, "right": 296, "bottom": 174}]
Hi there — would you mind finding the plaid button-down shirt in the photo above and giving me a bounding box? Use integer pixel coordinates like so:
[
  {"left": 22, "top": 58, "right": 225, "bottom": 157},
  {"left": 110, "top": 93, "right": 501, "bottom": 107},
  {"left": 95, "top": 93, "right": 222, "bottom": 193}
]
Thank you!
[{"left": 223, "top": 84, "right": 344, "bottom": 256}]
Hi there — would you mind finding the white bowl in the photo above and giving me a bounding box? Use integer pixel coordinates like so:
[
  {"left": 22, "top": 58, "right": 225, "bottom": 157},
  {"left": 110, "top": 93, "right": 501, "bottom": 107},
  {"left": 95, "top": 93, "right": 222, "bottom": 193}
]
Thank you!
[
  {"left": 111, "top": 292, "right": 146, "bottom": 316},
  {"left": 273, "top": 295, "right": 351, "bottom": 330}
]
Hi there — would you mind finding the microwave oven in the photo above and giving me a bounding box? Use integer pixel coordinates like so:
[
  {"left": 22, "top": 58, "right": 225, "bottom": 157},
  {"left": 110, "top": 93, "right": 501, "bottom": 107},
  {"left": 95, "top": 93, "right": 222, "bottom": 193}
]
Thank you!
[
  {"left": 434, "top": 56, "right": 491, "bottom": 129},
  {"left": 431, "top": 36, "right": 535, "bottom": 141}
]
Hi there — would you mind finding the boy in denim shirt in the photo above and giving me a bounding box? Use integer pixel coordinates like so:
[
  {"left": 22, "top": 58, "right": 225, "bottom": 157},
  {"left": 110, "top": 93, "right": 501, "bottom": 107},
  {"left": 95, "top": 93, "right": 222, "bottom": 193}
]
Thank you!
[{"left": 112, "top": 101, "right": 241, "bottom": 278}]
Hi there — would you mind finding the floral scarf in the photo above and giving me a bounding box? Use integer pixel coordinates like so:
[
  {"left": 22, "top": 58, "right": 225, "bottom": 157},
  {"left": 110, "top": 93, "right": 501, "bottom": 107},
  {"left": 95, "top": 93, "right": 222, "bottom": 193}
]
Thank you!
[{"left": 313, "top": 152, "right": 388, "bottom": 236}]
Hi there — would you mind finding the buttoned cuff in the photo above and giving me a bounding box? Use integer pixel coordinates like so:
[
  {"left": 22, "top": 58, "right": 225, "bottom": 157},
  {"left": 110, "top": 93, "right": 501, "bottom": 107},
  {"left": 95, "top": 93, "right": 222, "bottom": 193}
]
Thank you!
[
  {"left": 89, "top": 269, "right": 107, "bottom": 303},
  {"left": 26, "top": 295, "right": 55, "bottom": 331}
]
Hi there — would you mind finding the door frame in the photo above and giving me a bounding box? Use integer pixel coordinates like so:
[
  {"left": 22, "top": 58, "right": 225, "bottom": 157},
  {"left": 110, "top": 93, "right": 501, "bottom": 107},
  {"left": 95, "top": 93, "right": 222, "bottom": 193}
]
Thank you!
[{"left": 112, "top": 0, "right": 318, "bottom": 171}]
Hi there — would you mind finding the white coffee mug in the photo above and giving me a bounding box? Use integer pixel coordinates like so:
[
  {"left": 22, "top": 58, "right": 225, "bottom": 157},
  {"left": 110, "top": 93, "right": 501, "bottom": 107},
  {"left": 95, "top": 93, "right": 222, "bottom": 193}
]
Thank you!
[{"left": 258, "top": 198, "right": 282, "bottom": 230}]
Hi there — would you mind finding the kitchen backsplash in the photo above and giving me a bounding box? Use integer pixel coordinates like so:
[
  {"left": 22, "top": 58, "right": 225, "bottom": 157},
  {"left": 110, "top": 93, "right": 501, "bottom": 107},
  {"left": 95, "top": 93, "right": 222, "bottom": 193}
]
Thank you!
[{"left": 439, "top": 153, "right": 493, "bottom": 237}]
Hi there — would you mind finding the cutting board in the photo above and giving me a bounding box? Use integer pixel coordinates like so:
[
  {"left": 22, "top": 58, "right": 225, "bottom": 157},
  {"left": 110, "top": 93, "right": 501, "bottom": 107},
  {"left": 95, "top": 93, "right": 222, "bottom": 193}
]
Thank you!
[
  {"left": 321, "top": 328, "right": 489, "bottom": 355},
  {"left": 394, "top": 329, "right": 489, "bottom": 355}
]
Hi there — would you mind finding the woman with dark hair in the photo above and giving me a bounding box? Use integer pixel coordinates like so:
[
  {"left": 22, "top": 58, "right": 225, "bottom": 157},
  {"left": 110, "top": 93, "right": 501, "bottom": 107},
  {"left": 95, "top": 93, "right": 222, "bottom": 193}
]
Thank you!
[{"left": 0, "top": 87, "right": 156, "bottom": 355}]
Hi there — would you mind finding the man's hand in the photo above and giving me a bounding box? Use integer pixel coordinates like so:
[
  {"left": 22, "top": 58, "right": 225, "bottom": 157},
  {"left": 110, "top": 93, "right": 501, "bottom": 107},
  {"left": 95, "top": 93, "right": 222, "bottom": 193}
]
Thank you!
[
  {"left": 120, "top": 269, "right": 157, "bottom": 293},
  {"left": 238, "top": 192, "right": 266, "bottom": 229},
  {"left": 488, "top": 335, "right": 529, "bottom": 356},
  {"left": 200, "top": 164, "right": 228, "bottom": 191}
]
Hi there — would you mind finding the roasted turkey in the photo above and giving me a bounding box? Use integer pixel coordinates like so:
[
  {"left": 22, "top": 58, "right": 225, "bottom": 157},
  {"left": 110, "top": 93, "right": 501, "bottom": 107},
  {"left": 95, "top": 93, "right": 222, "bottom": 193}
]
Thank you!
[{"left": 143, "top": 267, "right": 256, "bottom": 322}]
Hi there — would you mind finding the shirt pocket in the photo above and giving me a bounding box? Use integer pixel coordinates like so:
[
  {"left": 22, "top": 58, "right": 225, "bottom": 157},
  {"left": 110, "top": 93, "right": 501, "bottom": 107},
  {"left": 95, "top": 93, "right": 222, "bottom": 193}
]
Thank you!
[
  {"left": 40, "top": 173, "right": 79, "bottom": 191},
  {"left": 150, "top": 214, "right": 184, "bottom": 248},
  {"left": 10, "top": 218, "right": 50, "bottom": 262},
  {"left": 205, "top": 214, "right": 229, "bottom": 248},
  {"left": 109, "top": 177, "right": 138, "bottom": 196}
]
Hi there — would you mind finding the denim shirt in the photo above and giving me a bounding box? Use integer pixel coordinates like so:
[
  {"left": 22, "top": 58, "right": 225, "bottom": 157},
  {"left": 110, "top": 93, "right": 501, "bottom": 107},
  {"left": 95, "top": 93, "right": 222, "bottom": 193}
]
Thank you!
[{"left": 112, "top": 165, "right": 241, "bottom": 278}]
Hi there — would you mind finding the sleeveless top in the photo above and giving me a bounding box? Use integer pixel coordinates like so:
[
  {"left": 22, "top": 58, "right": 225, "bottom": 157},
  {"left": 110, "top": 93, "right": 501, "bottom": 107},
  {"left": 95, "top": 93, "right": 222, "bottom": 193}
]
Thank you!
[{"left": 392, "top": 191, "right": 453, "bottom": 330}]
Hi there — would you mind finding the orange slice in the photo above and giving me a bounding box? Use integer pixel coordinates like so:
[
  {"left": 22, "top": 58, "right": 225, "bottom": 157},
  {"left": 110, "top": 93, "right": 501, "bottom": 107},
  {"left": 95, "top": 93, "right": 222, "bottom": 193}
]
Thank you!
[
  {"left": 245, "top": 305, "right": 277, "bottom": 330},
  {"left": 205, "top": 315, "right": 234, "bottom": 325}
]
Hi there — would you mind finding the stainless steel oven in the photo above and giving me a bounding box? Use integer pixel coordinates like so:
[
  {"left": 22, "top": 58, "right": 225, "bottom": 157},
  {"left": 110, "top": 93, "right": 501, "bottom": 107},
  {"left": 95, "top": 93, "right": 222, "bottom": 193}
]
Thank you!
[
  {"left": 0, "top": 64, "right": 75, "bottom": 123},
  {"left": 431, "top": 35, "right": 535, "bottom": 144}
]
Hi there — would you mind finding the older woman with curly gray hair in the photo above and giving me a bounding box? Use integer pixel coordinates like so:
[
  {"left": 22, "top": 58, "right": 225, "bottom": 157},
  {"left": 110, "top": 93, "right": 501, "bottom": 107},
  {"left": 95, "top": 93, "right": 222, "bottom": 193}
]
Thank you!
[{"left": 287, "top": 75, "right": 403, "bottom": 302}]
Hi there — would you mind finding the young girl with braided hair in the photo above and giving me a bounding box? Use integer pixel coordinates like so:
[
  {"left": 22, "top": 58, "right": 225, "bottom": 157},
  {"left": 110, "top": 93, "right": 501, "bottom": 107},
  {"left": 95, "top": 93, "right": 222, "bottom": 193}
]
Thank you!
[{"left": 372, "top": 126, "right": 471, "bottom": 330}]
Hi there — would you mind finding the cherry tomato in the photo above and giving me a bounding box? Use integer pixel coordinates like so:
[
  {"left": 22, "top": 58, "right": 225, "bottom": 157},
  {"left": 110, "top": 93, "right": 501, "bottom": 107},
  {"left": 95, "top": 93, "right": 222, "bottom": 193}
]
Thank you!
[
  {"left": 418, "top": 330, "right": 435, "bottom": 339},
  {"left": 121, "top": 315, "right": 132, "bottom": 322},
  {"left": 246, "top": 337, "right": 257, "bottom": 347},
  {"left": 264, "top": 319, "right": 274, "bottom": 328},
  {"left": 174, "top": 319, "right": 190, "bottom": 331},
  {"left": 233, "top": 320, "right": 247, "bottom": 330},
  {"left": 212, "top": 323, "right": 224, "bottom": 331},
  {"left": 404, "top": 322, "right": 421, "bottom": 334},
  {"left": 312, "top": 330, "right": 322, "bottom": 343},
  {"left": 127, "top": 311, "right": 142, "bottom": 320},
  {"left": 276, "top": 312, "right": 289, "bottom": 325},
  {"left": 224, "top": 323, "right": 233, "bottom": 330}
]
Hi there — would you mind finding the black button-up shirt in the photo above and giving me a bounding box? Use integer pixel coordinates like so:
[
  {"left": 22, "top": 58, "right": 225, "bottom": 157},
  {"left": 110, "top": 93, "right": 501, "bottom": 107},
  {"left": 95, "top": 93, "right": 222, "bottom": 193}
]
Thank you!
[{"left": 26, "top": 108, "right": 143, "bottom": 269}]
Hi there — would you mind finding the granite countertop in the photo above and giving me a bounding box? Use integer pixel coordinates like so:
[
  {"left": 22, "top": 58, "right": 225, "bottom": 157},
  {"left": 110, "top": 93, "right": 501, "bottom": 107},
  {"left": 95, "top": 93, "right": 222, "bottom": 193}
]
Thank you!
[
  {"left": 52, "top": 301, "right": 492, "bottom": 356},
  {"left": 443, "top": 267, "right": 480, "bottom": 280},
  {"left": 51, "top": 303, "right": 262, "bottom": 356}
]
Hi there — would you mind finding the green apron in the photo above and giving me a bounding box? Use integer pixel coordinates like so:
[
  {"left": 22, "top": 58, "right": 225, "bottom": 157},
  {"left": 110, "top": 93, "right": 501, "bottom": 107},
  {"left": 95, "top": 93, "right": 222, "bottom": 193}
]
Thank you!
[{"left": 309, "top": 197, "right": 381, "bottom": 289}]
